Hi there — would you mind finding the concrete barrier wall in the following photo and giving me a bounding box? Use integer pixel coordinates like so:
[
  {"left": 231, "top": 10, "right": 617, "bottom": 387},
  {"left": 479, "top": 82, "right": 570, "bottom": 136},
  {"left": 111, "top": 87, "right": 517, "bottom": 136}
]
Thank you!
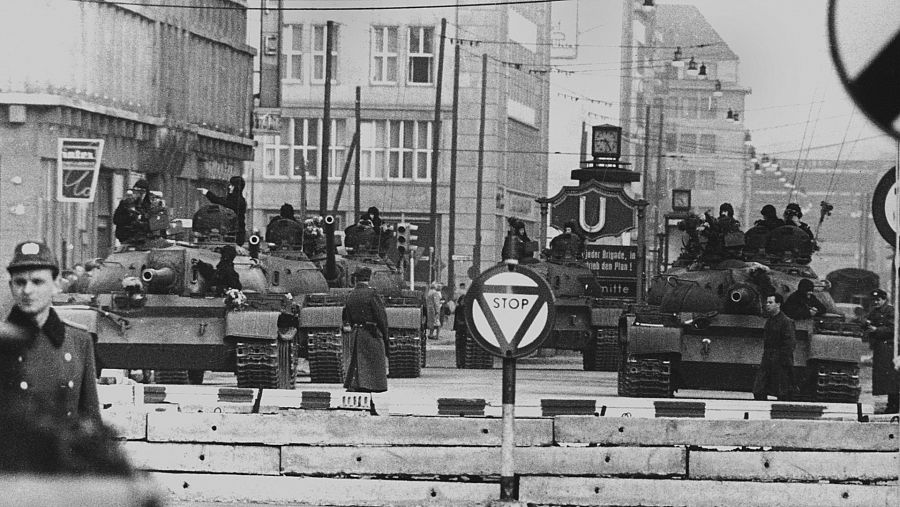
[{"left": 103, "top": 407, "right": 898, "bottom": 506}]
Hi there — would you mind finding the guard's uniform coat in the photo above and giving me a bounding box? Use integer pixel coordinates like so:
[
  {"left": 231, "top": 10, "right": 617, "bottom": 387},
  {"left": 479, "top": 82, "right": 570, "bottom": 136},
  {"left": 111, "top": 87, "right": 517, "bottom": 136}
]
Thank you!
[
  {"left": 341, "top": 282, "right": 390, "bottom": 392},
  {"left": 753, "top": 310, "right": 796, "bottom": 400},
  {"left": 867, "top": 303, "right": 898, "bottom": 396},
  {"left": 1, "top": 307, "right": 100, "bottom": 422}
]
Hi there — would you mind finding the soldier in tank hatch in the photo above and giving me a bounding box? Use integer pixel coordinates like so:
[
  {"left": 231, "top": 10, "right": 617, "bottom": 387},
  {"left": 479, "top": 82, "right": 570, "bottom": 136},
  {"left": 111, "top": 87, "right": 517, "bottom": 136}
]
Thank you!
[
  {"left": 549, "top": 221, "right": 584, "bottom": 260},
  {"left": 783, "top": 203, "right": 813, "bottom": 239},
  {"left": 755, "top": 204, "right": 785, "bottom": 230},
  {"left": 782, "top": 278, "right": 827, "bottom": 320},
  {"left": 198, "top": 175, "right": 248, "bottom": 245}
]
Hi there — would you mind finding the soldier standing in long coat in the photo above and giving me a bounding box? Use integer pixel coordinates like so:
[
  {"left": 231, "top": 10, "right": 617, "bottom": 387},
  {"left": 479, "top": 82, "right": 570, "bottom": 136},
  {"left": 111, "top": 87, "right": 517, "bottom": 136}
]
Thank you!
[
  {"left": 866, "top": 288, "right": 898, "bottom": 413},
  {"left": 753, "top": 293, "right": 797, "bottom": 401},
  {"left": 342, "top": 267, "right": 390, "bottom": 392},
  {"left": 0, "top": 241, "right": 100, "bottom": 422}
]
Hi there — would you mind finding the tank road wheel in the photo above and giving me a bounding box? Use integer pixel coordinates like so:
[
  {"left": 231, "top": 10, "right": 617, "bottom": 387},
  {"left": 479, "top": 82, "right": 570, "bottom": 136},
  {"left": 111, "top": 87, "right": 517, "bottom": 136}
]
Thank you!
[
  {"left": 460, "top": 331, "right": 493, "bottom": 369},
  {"left": 307, "top": 330, "right": 344, "bottom": 384},
  {"left": 388, "top": 331, "right": 422, "bottom": 378},
  {"left": 617, "top": 355, "right": 674, "bottom": 398},
  {"left": 153, "top": 370, "right": 189, "bottom": 384}
]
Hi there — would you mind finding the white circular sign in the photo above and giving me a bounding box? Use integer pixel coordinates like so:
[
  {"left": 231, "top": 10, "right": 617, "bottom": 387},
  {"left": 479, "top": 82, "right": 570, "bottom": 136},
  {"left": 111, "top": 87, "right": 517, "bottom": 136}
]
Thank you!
[{"left": 465, "top": 264, "right": 556, "bottom": 358}]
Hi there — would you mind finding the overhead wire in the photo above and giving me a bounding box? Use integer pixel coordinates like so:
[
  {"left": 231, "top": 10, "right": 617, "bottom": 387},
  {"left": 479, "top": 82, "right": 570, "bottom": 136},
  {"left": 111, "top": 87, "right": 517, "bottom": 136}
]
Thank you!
[{"left": 74, "top": 0, "right": 576, "bottom": 11}]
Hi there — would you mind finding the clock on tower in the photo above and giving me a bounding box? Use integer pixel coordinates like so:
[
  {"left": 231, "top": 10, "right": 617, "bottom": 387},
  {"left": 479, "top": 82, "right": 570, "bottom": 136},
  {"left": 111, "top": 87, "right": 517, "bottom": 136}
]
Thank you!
[{"left": 591, "top": 124, "right": 622, "bottom": 159}]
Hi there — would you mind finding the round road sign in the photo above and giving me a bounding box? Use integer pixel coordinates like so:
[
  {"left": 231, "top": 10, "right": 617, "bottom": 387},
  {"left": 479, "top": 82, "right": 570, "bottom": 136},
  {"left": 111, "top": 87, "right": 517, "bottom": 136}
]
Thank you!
[
  {"left": 464, "top": 264, "right": 556, "bottom": 358},
  {"left": 871, "top": 167, "right": 898, "bottom": 246},
  {"left": 828, "top": 0, "right": 900, "bottom": 140}
]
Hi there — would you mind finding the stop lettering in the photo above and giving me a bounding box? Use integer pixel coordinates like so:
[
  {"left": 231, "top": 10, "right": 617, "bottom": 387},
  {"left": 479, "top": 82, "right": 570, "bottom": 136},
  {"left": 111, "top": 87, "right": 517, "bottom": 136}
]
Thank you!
[{"left": 492, "top": 296, "right": 531, "bottom": 310}]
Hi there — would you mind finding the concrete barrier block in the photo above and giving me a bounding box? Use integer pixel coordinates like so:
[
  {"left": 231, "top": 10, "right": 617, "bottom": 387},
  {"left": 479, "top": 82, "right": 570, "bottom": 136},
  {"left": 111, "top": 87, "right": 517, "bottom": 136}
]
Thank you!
[
  {"left": 281, "top": 445, "right": 685, "bottom": 477},
  {"left": 102, "top": 409, "right": 146, "bottom": 440},
  {"left": 147, "top": 412, "right": 553, "bottom": 446},
  {"left": 123, "top": 441, "right": 280, "bottom": 475},
  {"left": 553, "top": 416, "right": 899, "bottom": 451},
  {"left": 690, "top": 450, "right": 898, "bottom": 482},
  {"left": 0, "top": 474, "right": 162, "bottom": 507},
  {"left": 518, "top": 477, "right": 897, "bottom": 507},
  {"left": 152, "top": 473, "right": 498, "bottom": 506}
]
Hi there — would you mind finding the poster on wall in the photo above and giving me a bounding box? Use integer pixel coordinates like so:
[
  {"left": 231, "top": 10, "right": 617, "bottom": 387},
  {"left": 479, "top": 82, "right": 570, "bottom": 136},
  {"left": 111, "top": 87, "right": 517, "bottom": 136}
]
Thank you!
[{"left": 56, "top": 138, "right": 104, "bottom": 203}]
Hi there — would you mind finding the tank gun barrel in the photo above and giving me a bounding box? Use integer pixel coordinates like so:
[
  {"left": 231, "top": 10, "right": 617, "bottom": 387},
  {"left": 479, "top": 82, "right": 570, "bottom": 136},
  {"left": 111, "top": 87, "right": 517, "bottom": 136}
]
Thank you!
[
  {"left": 141, "top": 267, "right": 176, "bottom": 293},
  {"left": 323, "top": 215, "right": 338, "bottom": 281},
  {"left": 728, "top": 284, "right": 760, "bottom": 312}
]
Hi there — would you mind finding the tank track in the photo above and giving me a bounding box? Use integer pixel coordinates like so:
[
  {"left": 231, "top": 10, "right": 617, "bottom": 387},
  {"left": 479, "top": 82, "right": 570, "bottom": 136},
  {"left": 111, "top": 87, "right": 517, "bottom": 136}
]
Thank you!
[
  {"left": 307, "top": 330, "right": 344, "bottom": 384},
  {"left": 617, "top": 357, "right": 673, "bottom": 398},
  {"left": 235, "top": 338, "right": 296, "bottom": 389},
  {"left": 458, "top": 331, "right": 493, "bottom": 369},
  {"left": 812, "top": 360, "right": 861, "bottom": 403},
  {"left": 387, "top": 331, "right": 422, "bottom": 378},
  {"left": 583, "top": 327, "right": 621, "bottom": 372}
]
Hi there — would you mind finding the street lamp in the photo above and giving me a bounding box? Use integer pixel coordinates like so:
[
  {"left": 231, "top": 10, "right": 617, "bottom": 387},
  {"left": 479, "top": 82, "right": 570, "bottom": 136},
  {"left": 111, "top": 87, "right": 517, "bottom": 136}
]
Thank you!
[
  {"left": 672, "top": 47, "right": 684, "bottom": 67},
  {"left": 713, "top": 80, "right": 723, "bottom": 97}
]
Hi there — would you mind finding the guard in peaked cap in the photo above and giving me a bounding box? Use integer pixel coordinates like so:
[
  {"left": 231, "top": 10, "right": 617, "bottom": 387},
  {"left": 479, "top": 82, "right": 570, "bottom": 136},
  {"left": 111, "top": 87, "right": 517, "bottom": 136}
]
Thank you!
[
  {"left": 7, "top": 241, "right": 59, "bottom": 278},
  {"left": 4, "top": 240, "right": 101, "bottom": 422},
  {"left": 872, "top": 288, "right": 888, "bottom": 300},
  {"left": 865, "top": 286, "right": 898, "bottom": 413},
  {"left": 342, "top": 263, "right": 388, "bottom": 393}
]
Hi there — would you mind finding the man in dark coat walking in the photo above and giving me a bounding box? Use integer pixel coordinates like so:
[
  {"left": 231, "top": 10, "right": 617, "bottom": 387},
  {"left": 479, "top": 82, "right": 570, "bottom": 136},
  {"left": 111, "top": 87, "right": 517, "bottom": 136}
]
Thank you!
[
  {"left": 1, "top": 241, "right": 100, "bottom": 423},
  {"left": 753, "top": 293, "right": 797, "bottom": 401},
  {"left": 341, "top": 267, "right": 390, "bottom": 392},
  {"left": 198, "top": 176, "right": 248, "bottom": 245},
  {"left": 865, "top": 288, "right": 898, "bottom": 413}
]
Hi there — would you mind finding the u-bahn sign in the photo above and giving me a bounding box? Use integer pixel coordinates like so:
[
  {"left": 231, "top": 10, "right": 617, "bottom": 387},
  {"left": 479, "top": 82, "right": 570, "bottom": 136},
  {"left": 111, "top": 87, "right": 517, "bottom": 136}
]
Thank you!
[
  {"left": 538, "top": 180, "right": 641, "bottom": 241},
  {"left": 465, "top": 264, "right": 556, "bottom": 358},
  {"left": 828, "top": 0, "right": 900, "bottom": 140}
]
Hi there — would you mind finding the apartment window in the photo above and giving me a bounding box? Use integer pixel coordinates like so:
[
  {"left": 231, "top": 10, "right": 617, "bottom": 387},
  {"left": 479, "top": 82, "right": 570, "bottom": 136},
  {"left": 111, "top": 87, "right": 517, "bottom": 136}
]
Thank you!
[
  {"left": 360, "top": 119, "right": 432, "bottom": 180},
  {"left": 281, "top": 24, "right": 302, "bottom": 81},
  {"left": 408, "top": 26, "right": 434, "bottom": 84},
  {"left": 698, "top": 134, "right": 716, "bottom": 154},
  {"left": 679, "top": 133, "right": 697, "bottom": 154},
  {"left": 262, "top": 118, "right": 347, "bottom": 180},
  {"left": 697, "top": 170, "right": 716, "bottom": 190},
  {"left": 703, "top": 97, "right": 719, "bottom": 119},
  {"left": 678, "top": 170, "right": 696, "bottom": 188},
  {"left": 313, "top": 24, "right": 338, "bottom": 82},
  {"left": 665, "top": 133, "right": 678, "bottom": 152},
  {"left": 371, "top": 26, "right": 398, "bottom": 83},
  {"left": 681, "top": 97, "right": 699, "bottom": 119}
]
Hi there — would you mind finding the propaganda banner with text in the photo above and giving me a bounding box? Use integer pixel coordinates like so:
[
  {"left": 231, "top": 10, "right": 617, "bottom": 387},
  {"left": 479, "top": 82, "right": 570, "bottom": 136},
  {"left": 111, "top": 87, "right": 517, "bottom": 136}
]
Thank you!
[{"left": 57, "top": 138, "right": 104, "bottom": 203}]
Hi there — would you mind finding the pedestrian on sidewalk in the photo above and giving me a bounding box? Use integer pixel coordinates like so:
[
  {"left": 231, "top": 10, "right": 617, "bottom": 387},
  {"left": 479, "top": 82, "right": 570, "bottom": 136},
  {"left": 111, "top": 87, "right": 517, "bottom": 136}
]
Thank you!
[
  {"left": 752, "top": 293, "right": 797, "bottom": 401},
  {"left": 425, "top": 282, "right": 442, "bottom": 340}
]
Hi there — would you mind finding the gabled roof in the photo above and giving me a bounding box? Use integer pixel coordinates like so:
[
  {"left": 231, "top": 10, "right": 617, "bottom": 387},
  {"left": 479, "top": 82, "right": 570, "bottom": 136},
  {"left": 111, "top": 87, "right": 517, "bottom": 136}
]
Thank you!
[{"left": 656, "top": 4, "right": 739, "bottom": 61}]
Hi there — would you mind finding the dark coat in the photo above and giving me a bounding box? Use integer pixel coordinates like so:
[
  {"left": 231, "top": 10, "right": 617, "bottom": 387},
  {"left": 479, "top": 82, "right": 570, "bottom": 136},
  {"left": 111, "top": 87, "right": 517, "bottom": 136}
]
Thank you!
[
  {"left": 1, "top": 307, "right": 100, "bottom": 422},
  {"left": 549, "top": 232, "right": 583, "bottom": 260},
  {"left": 867, "top": 303, "right": 898, "bottom": 395},
  {"left": 753, "top": 310, "right": 796, "bottom": 400},
  {"left": 205, "top": 190, "right": 247, "bottom": 245},
  {"left": 782, "top": 290, "right": 827, "bottom": 320},
  {"left": 341, "top": 283, "right": 390, "bottom": 392}
]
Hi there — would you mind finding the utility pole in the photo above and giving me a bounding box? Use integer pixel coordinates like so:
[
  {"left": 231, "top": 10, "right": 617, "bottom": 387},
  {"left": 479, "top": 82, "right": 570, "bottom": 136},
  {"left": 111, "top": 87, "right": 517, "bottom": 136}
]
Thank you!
[
  {"left": 653, "top": 108, "right": 665, "bottom": 274},
  {"left": 447, "top": 42, "right": 460, "bottom": 297},
  {"left": 354, "top": 86, "right": 361, "bottom": 220},
  {"left": 640, "top": 104, "right": 651, "bottom": 302},
  {"left": 473, "top": 53, "right": 487, "bottom": 277},
  {"left": 429, "top": 18, "right": 447, "bottom": 283},
  {"left": 320, "top": 20, "right": 334, "bottom": 216}
]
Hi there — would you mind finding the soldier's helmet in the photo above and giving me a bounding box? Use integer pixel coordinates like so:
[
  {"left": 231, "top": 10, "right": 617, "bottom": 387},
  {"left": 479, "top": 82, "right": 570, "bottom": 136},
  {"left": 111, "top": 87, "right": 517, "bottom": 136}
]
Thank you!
[
  {"left": 7, "top": 241, "right": 60, "bottom": 277},
  {"left": 784, "top": 202, "right": 803, "bottom": 219}
]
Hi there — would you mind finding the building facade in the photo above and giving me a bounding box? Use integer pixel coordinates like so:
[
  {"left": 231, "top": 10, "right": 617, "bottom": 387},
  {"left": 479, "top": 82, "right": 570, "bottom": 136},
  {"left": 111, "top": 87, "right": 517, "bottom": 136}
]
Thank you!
[
  {"left": 620, "top": 2, "right": 751, "bottom": 272},
  {"left": 246, "top": 0, "right": 551, "bottom": 288},
  {"left": 0, "top": 0, "right": 254, "bottom": 279}
]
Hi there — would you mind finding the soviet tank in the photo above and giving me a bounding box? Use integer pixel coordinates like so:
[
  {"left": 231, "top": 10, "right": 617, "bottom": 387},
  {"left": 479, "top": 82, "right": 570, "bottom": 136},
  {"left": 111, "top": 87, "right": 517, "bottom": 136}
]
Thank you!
[
  {"left": 618, "top": 219, "right": 862, "bottom": 402},
  {"left": 290, "top": 216, "right": 425, "bottom": 383},
  {"left": 455, "top": 229, "right": 622, "bottom": 371},
  {"left": 54, "top": 204, "right": 320, "bottom": 389}
]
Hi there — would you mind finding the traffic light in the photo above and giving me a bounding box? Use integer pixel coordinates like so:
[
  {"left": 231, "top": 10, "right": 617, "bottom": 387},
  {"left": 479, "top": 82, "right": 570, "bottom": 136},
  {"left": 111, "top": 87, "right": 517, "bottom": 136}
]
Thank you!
[{"left": 396, "top": 222, "right": 419, "bottom": 256}]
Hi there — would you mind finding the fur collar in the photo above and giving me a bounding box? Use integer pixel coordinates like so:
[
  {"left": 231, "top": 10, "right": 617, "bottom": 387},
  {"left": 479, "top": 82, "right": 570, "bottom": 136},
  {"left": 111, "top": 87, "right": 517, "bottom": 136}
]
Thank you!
[{"left": 6, "top": 306, "right": 65, "bottom": 348}]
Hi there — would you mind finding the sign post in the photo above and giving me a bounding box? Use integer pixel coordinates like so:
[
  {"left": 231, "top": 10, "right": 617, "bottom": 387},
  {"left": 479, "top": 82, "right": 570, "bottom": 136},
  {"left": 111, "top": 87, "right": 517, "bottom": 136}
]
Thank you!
[
  {"left": 56, "top": 138, "right": 104, "bottom": 203},
  {"left": 465, "top": 262, "right": 556, "bottom": 502}
]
